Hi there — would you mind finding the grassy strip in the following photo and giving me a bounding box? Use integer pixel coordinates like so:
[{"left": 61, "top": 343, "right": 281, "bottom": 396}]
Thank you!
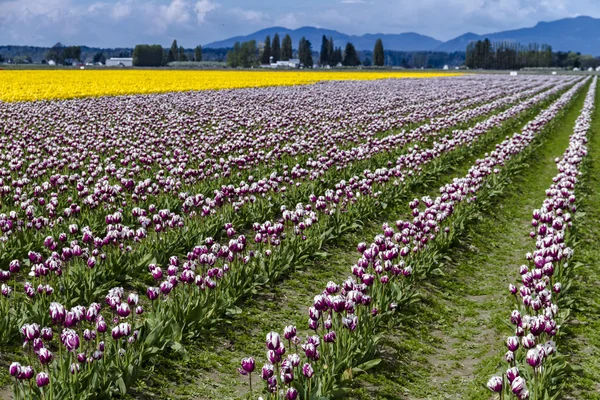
[
  {"left": 561, "top": 81, "right": 600, "bottom": 400},
  {"left": 120, "top": 85, "right": 581, "bottom": 400},
  {"left": 343, "top": 76, "right": 591, "bottom": 400}
]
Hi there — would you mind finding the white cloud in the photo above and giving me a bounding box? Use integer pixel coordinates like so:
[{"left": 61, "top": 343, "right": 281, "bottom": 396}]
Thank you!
[
  {"left": 111, "top": 1, "right": 132, "bottom": 20},
  {"left": 228, "top": 7, "right": 267, "bottom": 23},
  {"left": 1, "top": 0, "right": 600, "bottom": 48},
  {"left": 194, "top": 0, "right": 218, "bottom": 24}
]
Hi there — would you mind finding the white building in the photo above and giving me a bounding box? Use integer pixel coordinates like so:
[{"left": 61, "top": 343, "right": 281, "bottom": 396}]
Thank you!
[
  {"left": 47, "top": 60, "right": 56, "bottom": 66},
  {"left": 106, "top": 57, "right": 133, "bottom": 67},
  {"left": 275, "top": 58, "right": 301, "bottom": 68},
  {"left": 443, "top": 64, "right": 449, "bottom": 70}
]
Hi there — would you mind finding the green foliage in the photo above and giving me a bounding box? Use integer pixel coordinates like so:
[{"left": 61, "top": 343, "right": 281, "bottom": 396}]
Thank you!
[
  {"left": 132, "top": 44, "right": 164, "bottom": 67},
  {"left": 373, "top": 38, "right": 384, "bottom": 66},
  {"left": 261, "top": 35, "right": 271, "bottom": 64},
  {"left": 194, "top": 45, "right": 202, "bottom": 62},
  {"left": 43, "top": 43, "right": 80, "bottom": 65},
  {"left": 466, "top": 39, "right": 554, "bottom": 69},
  {"left": 281, "top": 34, "right": 293, "bottom": 61},
  {"left": 319, "top": 35, "right": 329, "bottom": 66},
  {"left": 92, "top": 52, "right": 105, "bottom": 64},
  {"left": 178, "top": 46, "right": 187, "bottom": 61},
  {"left": 298, "top": 36, "right": 313, "bottom": 67},
  {"left": 271, "top": 33, "right": 281, "bottom": 62},
  {"left": 342, "top": 42, "right": 360, "bottom": 66},
  {"left": 226, "top": 40, "right": 258, "bottom": 68},
  {"left": 168, "top": 39, "right": 178, "bottom": 63}
]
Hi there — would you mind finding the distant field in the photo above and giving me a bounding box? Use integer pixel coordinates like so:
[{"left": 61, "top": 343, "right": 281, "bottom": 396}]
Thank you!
[{"left": 0, "top": 69, "right": 462, "bottom": 102}]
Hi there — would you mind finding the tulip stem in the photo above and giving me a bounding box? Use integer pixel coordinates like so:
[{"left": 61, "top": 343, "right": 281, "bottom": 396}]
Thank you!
[{"left": 248, "top": 373, "right": 253, "bottom": 397}]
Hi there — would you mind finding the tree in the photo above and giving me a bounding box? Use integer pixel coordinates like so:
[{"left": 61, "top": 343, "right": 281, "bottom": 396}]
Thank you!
[
  {"left": 319, "top": 35, "right": 329, "bottom": 66},
  {"left": 281, "top": 34, "right": 293, "bottom": 61},
  {"left": 342, "top": 42, "right": 360, "bottom": 66},
  {"left": 93, "top": 52, "right": 106, "bottom": 64},
  {"left": 45, "top": 42, "right": 65, "bottom": 64},
  {"left": 168, "top": 40, "right": 178, "bottom": 63},
  {"left": 0, "top": 54, "right": 4, "bottom": 63},
  {"left": 227, "top": 40, "right": 259, "bottom": 68},
  {"left": 298, "top": 37, "right": 313, "bottom": 68},
  {"left": 61, "top": 46, "right": 81, "bottom": 64},
  {"left": 133, "top": 44, "right": 164, "bottom": 66},
  {"left": 327, "top": 37, "right": 335, "bottom": 66},
  {"left": 178, "top": 46, "right": 188, "bottom": 61},
  {"left": 373, "top": 38, "right": 384, "bottom": 66},
  {"left": 271, "top": 33, "right": 281, "bottom": 62},
  {"left": 261, "top": 35, "right": 271, "bottom": 64},
  {"left": 194, "top": 45, "right": 203, "bottom": 61},
  {"left": 331, "top": 47, "right": 342, "bottom": 66}
]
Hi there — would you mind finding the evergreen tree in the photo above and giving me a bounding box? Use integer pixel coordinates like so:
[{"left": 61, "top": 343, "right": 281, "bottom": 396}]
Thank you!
[
  {"left": 168, "top": 39, "right": 178, "bottom": 63},
  {"left": 227, "top": 40, "right": 259, "bottom": 68},
  {"left": 281, "top": 34, "right": 293, "bottom": 61},
  {"left": 331, "top": 47, "right": 342, "bottom": 66},
  {"left": 342, "top": 42, "right": 360, "bottom": 66},
  {"left": 178, "top": 46, "right": 187, "bottom": 61},
  {"left": 133, "top": 44, "right": 164, "bottom": 67},
  {"left": 271, "top": 33, "right": 281, "bottom": 62},
  {"left": 319, "top": 35, "right": 329, "bottom": 66},
  {"left": 194, "top": 45, "right": 202, "bottom": 61},
  {"left": 261, "top": 35, "right": 271, "bottom": 64},
  {"left": 227, "top": 42, "right": 241, "bottom": 67},
  {"left": 373, "top": 38, "right": 384, "bottom": 66},
  {"left": 327, "top": 37, "right": 335, "bottom": 66},
  {"left": 298, "top": 37, "right": 313, "bottom": 67},
  {"left": 93, "top": 52, "right": 106, "bottom": 64}
]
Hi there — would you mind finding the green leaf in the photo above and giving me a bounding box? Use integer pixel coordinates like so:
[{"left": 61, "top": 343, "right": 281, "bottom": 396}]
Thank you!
[{"left": 116, "top": 377, "right": 126, "bottom": 394}]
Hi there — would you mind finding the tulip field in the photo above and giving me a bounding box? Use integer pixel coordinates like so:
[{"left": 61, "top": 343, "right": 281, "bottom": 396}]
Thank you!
[{"left": 1, "top": 71, "right": 600, "bottom": 400}]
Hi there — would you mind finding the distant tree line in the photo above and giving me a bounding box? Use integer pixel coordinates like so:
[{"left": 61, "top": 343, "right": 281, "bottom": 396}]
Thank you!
[
  {"left": 465, "top": 39, "right": 600, "bottom": 70},
  {"left": 466, "top": 39, "right": 553, "bottom": 69},
  {"left": 227, "top": 33, "right": 313, "bottom": 67},
  {"left": 43, "top": 43, "right": 82, "bottom": 65},
  {"left": 131, "top": 40, "right": 203, "bottom": 66}
]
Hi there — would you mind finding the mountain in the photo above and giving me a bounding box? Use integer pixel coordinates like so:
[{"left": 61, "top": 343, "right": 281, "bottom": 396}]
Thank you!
[
  {"left": 435, "top": 33, "right": 482, "bottom": 53},
  {"left": 435, "top": 16, "right": 600, "bottom": 54},
  {"left": 205, "top": 16, "right": 600, "bottom": 55},
  {"left": 205, "top": 26, "right": 443, "bottom": 52}
]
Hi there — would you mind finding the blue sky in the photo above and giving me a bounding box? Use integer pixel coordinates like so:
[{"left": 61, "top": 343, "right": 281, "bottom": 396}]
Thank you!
[{"left": 0, "top": 0, "right": 598, "bottom": 47}]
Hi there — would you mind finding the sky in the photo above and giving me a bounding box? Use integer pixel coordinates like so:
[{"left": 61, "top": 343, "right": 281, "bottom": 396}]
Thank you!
[{"left": 0, "top": 0, "right": 598, "bottom": 48}]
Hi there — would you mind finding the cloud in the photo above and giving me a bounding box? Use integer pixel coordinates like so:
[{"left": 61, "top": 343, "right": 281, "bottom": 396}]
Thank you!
[
  {"left": 228, "top": 7, "right": 267, "bottom": 23},
  {"left": 1, "top": 0, "right": 599, "bottom": 48},
  {"left": 194, "top": 0, "right": 218, "bottom": 23},
  {"left": 111, "top": 1, "right": 132, "bottom": 20}
]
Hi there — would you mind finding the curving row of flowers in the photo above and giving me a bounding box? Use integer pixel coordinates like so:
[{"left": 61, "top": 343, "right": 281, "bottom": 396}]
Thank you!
[
  {"left": 487, "top": 77, "right": 597, "bottom": 400},
  {"left": 235, "top": 77, "right": 589, "bottom": 399},
  {"left": 0, "top": 75, "right": 583, "bottom": 399}
]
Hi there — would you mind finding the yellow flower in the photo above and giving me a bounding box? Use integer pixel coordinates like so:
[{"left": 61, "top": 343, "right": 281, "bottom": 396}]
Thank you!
[{"left": 0, "top": 70, "right": 463, "bottom": 102}]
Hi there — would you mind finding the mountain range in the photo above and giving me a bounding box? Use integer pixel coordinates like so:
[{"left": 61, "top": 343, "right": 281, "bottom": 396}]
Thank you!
[{"left": 204, "top": 16, "right": 600, "bottom": 55}]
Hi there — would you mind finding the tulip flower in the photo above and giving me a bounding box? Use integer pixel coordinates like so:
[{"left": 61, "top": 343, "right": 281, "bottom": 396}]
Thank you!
[
  {"left": 486, "top": 375, "right": 503, "bottom": 392},
  {"left": 36, "top": 372, "right": 49, "bottom": 387}
]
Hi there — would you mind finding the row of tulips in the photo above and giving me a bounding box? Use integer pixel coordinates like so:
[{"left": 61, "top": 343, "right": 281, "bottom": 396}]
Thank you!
[
  {"left": 487, "top": 77, "right": 597, "bottom": 399},
  {"left": 0, "top": 77, "right": 578, "bottom": 347},
  {"left": 3, "top": 77, "right": 583, "bottom": 398},
  {"left": 0, "top": 77, "right": 566, "bottom": 264},
  {"left": 236, "top": 78, "right": 590, "bottom": 399},
  {"left": 0, "top": 78, "right": 562, "bottom": 307},
  {"left": 109, "top": 76, "right": 581, "bottom": 343}
]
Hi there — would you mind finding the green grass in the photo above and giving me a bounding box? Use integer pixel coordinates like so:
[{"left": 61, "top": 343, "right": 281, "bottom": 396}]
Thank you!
[
  {"left": 341, "top": 81, "right": 592, "bottom": 399},
  {"left": 123, "top": 83, "right": 591, "bottom": 400},
  {"left": 561, "top": 82, "right": 600, "bottom": 400}
]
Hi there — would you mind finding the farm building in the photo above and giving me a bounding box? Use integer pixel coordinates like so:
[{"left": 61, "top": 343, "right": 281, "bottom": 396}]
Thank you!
[{"left": 106, "top": 57, "right": 133, "bottom": 67}]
